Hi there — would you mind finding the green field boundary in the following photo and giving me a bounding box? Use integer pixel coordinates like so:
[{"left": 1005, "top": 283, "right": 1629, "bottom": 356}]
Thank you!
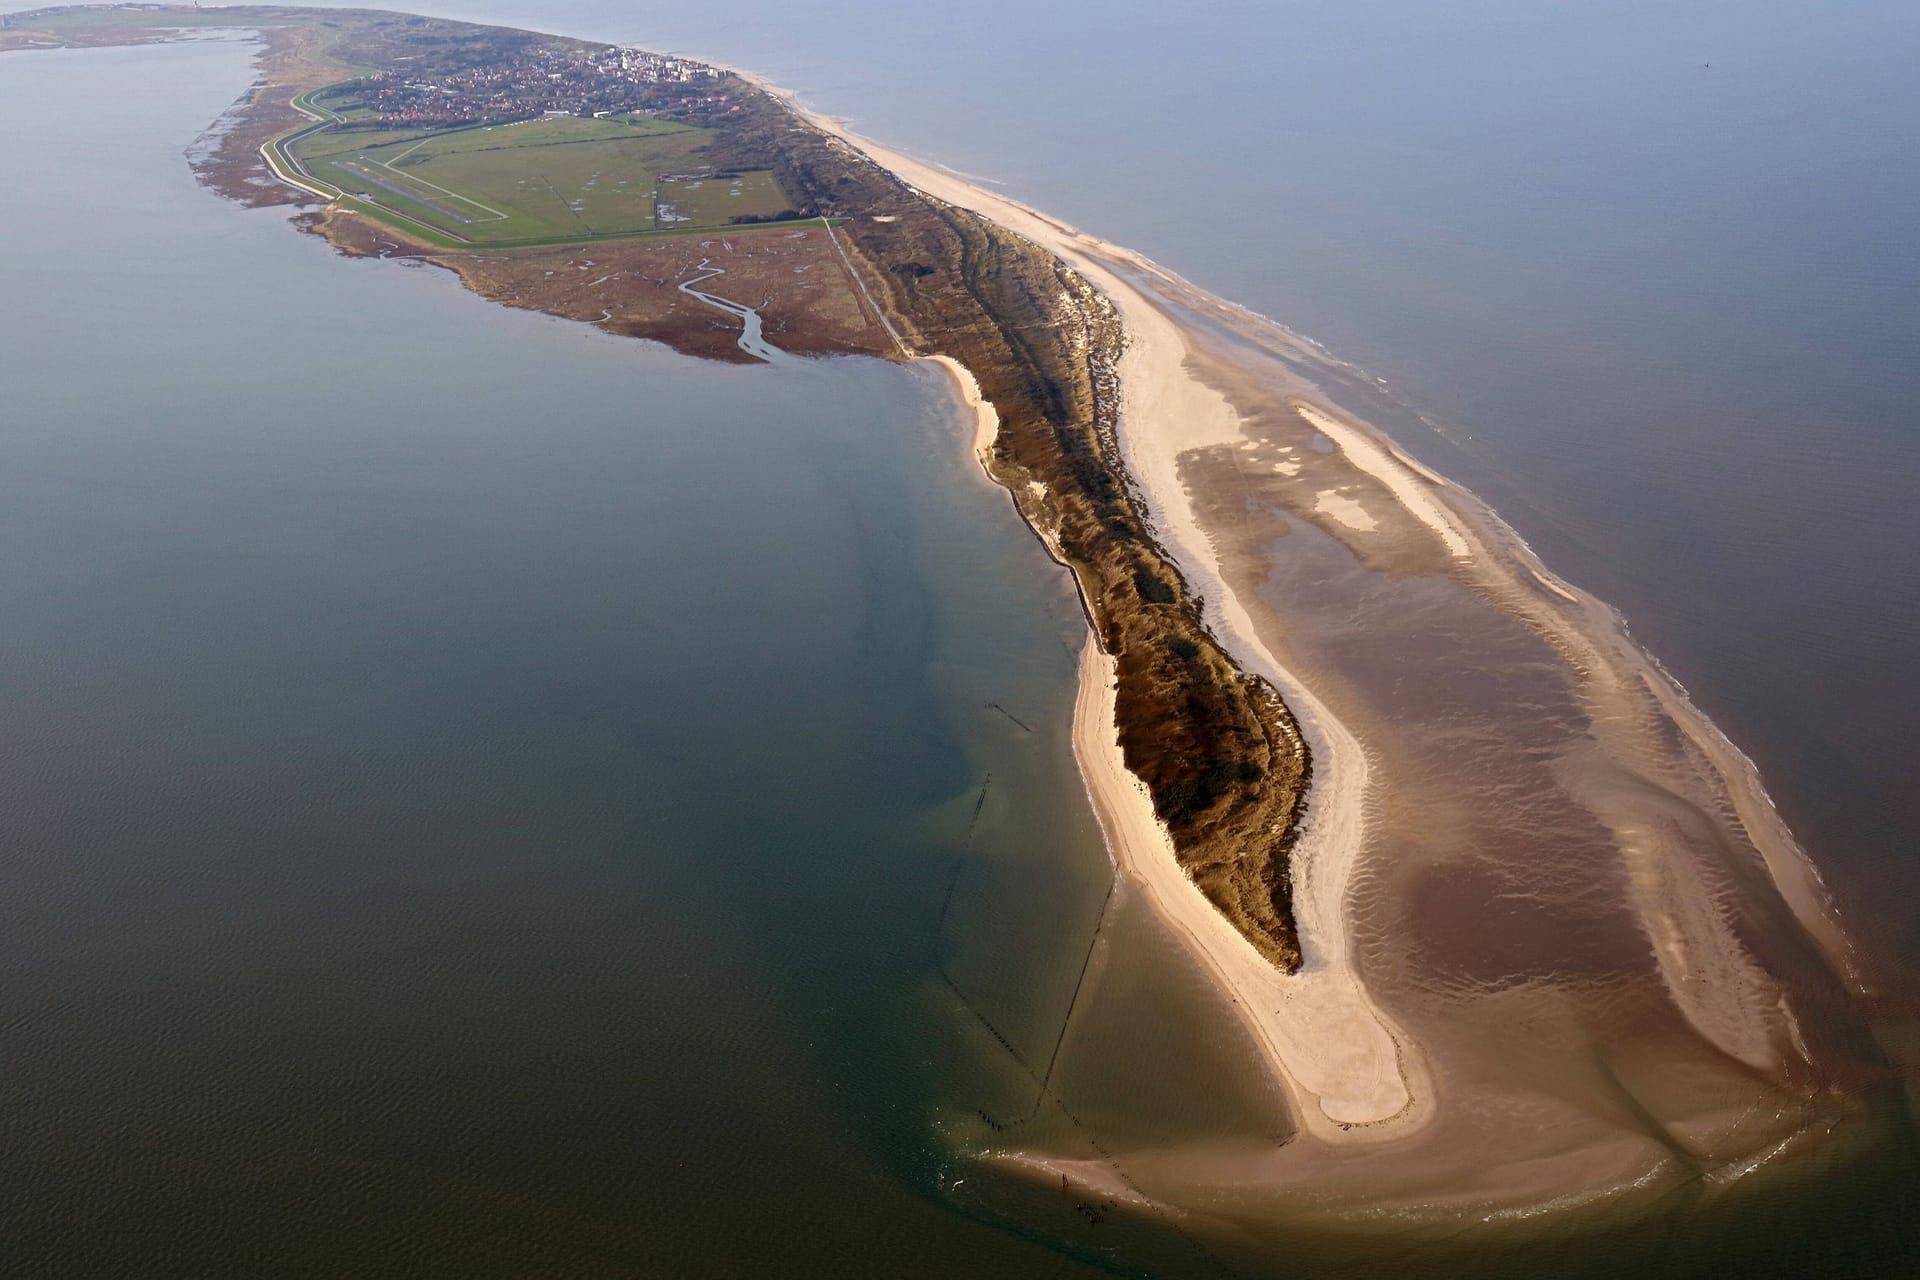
[
  {"left": 348, "top": 210, "right": 848, "bottom": 252},
  {"left": 261, "top": 82, "right": 827, "bottom": 251}
]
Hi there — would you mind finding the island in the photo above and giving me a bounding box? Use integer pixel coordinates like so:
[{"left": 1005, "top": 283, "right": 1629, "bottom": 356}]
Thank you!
[{"left": 5, "top": 3, "right": 1889, "bottom": 1257}]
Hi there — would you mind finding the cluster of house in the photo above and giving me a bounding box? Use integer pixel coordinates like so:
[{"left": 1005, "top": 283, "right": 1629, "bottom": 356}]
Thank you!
[{"left": 363, "top": 45, "right": 728, "bottom": 126}]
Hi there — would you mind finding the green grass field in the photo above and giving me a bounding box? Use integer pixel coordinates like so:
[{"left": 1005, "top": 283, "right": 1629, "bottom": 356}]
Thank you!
[{"left": 287, "top": 114, "right": 791, "bottom": 244}]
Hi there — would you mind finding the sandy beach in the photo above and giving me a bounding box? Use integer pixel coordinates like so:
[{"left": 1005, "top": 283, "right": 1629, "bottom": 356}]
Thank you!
[
  {"left": 1072, "top": 634, "right": 1425, "bottom": 1140},
  {"left": 925, "top": 325, "right": 1378, "bottom": 1132},
  {"left": 926, "top": 336, "right": 1408, "bottom": 1140},
  {"left": 744, "top": 70, "right": 1867, "bottom": 1211},
  {"left": 764, "top": 96, "right": 1439, "bottom": 1142},
  {"left": 919, "top": 353, "right": 1001, "bottom": 482},
  {"left": 8, "top": 10, "right": 1911, "bottom": 1274},
  {"left": 764, "top": 87, "right": 1437, "bottom": 1141}
]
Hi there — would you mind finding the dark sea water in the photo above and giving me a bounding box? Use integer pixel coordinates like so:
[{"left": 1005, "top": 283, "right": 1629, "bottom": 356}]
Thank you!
[
  {"left": 4, "top": 2, "right": 1918, "bottom": 1275},
  {"left": 0, "top": 40, "right": 1166, "bottom": 1276}
]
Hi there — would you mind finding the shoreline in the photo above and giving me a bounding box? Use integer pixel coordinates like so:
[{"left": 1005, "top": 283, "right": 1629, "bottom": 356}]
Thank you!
[
  {"left": 1071, "top": 634, "right": 1424, "bottom": 1140},
  {"left": 928, "top": 332, "right": 1423, "bottom": 1137},
  {"left": 34, "top": 0, "right": 1862, "bottom": 1200},
  {"left": 191, "top": 13, "right": 1862, "bottom": 1192},
  {"left": 754, "top": 73, "right": 1436, "bottom": 1141},
  {"left": 752, "top": 68, "right": 1867, "bottom": 1184},
  {"left": 919, "top": 353, "right": 1001, "bottom": 483},
  {"left": 4, "top": 7, "right": 1903, "bottom": 1263}
]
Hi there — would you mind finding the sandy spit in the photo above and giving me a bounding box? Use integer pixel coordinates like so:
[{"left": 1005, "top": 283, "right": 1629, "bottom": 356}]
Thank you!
[
  {"left": 1291, "top": 402, "right": 1472, "bottom": 559},
  {"left": 1073, "top": 636, "right": 1427, "bottom": 1139},
  {"left": 741, "top": 74, "right": 1436, "bottom": 1141},
  {"left": 744, "top": 69, "right": 1864, "bottom": 1192}
]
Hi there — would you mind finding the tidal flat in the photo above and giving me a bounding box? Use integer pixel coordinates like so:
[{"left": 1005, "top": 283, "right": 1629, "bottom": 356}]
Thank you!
[{"left": 3, "top": 7, "right": 1917, "bottom": 1277}]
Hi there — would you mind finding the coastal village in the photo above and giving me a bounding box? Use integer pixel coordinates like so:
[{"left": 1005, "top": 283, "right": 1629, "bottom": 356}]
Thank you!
[
  {"left": 363, "top": 43, "right": 727, "bottom": 126},
  {"left": 1, "top": 7, "right": 736, "bottom": 127}
]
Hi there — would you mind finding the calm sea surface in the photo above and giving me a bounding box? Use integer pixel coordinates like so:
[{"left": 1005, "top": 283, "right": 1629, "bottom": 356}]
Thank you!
[
  {"left": 3, "top": 3, "right": 1917, "bottom": 1274},
  {"left": 282, "top": 0, "right": 1920, "bottom": 978},
  {"left": 311, "top": 0, "right": 1920, "bottom": 987},
  {"left": 0, "top": 39, "right": 1168, "bottom": 1276}
]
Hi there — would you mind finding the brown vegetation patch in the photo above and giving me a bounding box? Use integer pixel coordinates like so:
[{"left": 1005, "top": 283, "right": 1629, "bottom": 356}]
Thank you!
[
  {"left": 312, "top": 209, "right": 893, "bottom": 363},
  {"left": 446, "top": 226, "right": 893, "bottom": 362},
  {"left": 190, "top": 26, "right": 350, "bottom": 207}
]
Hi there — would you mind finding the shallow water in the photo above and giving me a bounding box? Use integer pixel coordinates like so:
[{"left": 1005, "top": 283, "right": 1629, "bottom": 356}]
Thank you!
[
  {"left": 0, "top": 39, "right": 1202, "bottom": 1275},
  {"left": 1158, "top": 286, "right": 1906, "bottom": 1223},
  {"left": 5, "top": 11, "right": 1917, "bottom": 1276},
  {"left": 267, "top": 0, "right": 1920, "bottom": 1025}
]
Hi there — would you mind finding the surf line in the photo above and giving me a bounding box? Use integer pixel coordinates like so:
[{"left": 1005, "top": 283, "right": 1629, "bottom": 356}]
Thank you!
[{"left": 675, "top": 257, "right": 793, "bottom": 364}]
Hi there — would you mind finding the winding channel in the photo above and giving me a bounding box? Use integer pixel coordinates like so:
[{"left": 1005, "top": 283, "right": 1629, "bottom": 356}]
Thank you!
[{"left": 676, "top": 257, "right": 790, "bottom": 364}]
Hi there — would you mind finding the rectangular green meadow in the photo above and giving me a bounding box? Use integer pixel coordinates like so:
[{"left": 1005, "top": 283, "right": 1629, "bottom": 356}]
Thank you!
[{"left": 288, "top": 115, "right": 792, "bottom": 244}]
